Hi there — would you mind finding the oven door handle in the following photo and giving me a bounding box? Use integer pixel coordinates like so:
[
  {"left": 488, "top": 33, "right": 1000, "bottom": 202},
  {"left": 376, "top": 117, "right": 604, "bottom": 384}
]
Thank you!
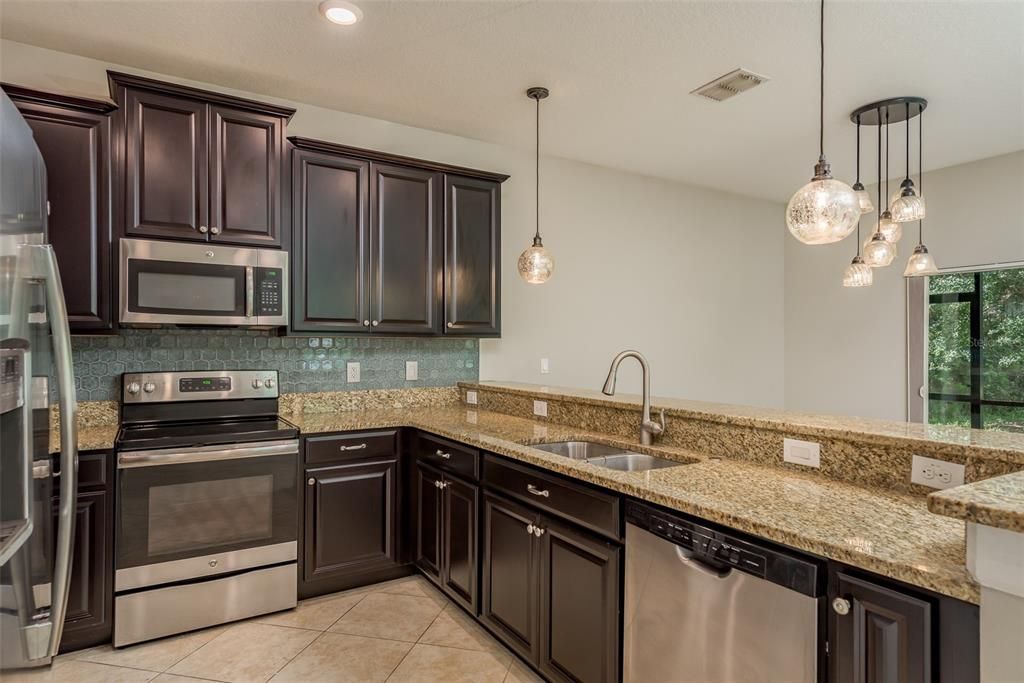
[{"left": 118, "top": 439, "right": 298, "bottom": 469}]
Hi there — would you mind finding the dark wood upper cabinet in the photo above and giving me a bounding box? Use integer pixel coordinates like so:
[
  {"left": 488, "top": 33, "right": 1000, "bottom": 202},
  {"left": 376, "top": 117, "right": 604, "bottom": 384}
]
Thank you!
[
  {"left": 110, "top": 71, "right": 293, "bottom": 247},
  {"left": 831, "top": 572, "right": 932, "bottom": 683},
  {"left": 369, "top": 163, "right": 442, "bottom": 334},
  {"left": 291, "top": 149, "right": 370, "bottom": 333},
  {"left": 538, "top": 518, "right": 620, "bottom": 683},
  {"left": 444, "top": 174, "right": 500, "bottom": 336},
  {"left": 303, "top": 457, "right": 399, "bottom": 585},
  {"left": 5, "top": 85, "right": 116, "bottom": 332},
  {"left": 209, "top": 106, "right": 283, "bottom": 246}
]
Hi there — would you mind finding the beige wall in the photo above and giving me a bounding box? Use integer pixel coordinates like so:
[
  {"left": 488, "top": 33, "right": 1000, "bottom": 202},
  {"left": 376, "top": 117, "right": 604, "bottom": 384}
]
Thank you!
[
  {"left": 1, "top": 39, "right": 786, "bottom": 406},
  {"left": 784, "top": 151, "right": 1024, "bottom": 420}
]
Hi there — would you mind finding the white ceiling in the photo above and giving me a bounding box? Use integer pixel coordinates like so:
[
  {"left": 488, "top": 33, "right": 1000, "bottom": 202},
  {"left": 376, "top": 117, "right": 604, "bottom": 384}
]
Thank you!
[{"left": 2, "top": 0, "right": 1022, "bottom": 201}]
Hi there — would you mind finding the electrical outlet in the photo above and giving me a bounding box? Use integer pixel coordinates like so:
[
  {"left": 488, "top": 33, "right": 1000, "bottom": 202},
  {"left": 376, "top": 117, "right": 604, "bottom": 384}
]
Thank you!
[
  {"left": 346, "top": 362, "right": 360, "bottom": 383},
  {"left": 405, "top": 361, "right": 418, "bottom": 381},
  {"left": 540, "top": 358, "right": 550, "bottom": 374},
  {"left": 783, "top": 438, "right": 821, "bottom": 468},
  {"left": 533, "top": 400, "right": 548, "bottom": 417},
  {"left": 466, "top": 390, "right": 478, "bottom": 405},
  {"left": 911, "top": 455, "right": 965, "bottom": 489}
]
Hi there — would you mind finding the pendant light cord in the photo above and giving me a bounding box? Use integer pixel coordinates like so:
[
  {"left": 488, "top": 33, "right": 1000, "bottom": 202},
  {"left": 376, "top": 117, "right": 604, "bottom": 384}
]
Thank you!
[
  {"left": 534, "top": 94, "right": 541, "bottom": 243},
  {"left": 884, "top": 109, "right": 889, "bottom": 206},
  {"left": 876, "top": 117, "right": 882, "bottom": 231},
  {"left": 819, "top": 0, "right": 825, "bottom": 159},
  {"left": 855, "top": 115, "right": 861, "bottom": 182},
  {"left": 918, "top": 106, "right": 924, "bottom": 243},
  {"left": 905, "top": 103, "right": 911, "bottom": 182}
]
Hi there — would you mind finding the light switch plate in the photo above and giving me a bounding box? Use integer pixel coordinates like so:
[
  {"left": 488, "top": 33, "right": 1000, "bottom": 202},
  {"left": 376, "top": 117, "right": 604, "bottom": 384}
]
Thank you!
[
  {"left": 466, "top": 390, "right": 478, "bottom": 405},
  {"left": 783, "top": 438, "right": 821, "bottom": 468},
  {"left": 911, "top": 454, "right": 965, "bottom": 489},
  {"left": 405, "top": 361, "right": 418, "bottom": 381},
  {"left": 533, "top": 400, "right": 548, "bottom": 417},
  {"left": 346, "top": 362, "right": 360, "bottom": 383},
  {"left": 540, "top": 358, "right": 550, "bottom": 374}
]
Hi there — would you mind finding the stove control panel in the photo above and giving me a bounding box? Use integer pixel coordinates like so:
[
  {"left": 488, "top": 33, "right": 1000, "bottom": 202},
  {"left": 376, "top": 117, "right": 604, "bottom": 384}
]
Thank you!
[{"left": 122, "top": 370, "right": 279, "bottom": 403}]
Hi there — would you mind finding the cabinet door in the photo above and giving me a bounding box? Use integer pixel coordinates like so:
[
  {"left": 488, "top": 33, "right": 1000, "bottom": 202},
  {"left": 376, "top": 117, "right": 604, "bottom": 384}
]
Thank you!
[
  {"left": 481, "top": 493, "right": 539, "bottom": 663},
  {"left": 14, "top": 99, "right": 113, "bottom": 331},
  {"left": 415, "top": 463, "right": 443, "bottom": 581},
  {"left": 53, "top": 489, "right": 112, "bottom": 653},
  {"left": 441, "top": 475, "right": 478, "bottom": 614},
  {"left": 369, "top": 163, "right": 441, "bottom": 334},
  {"left": 444, "top": 175, "right": 500, "bottom": 336},
  {"left": 303, "top": 458, "right": 398, "bottom": 583},
  {"left": 123, "top": 88, "right": 208, "bottom": 240},
  {"left": 538, "top": 518, "right": 621, "bottom": 683},
  {"left": 291, "top": 149, "right": 370, "bottom": 332},
  {"left": 831, "top": 572, "right": 932, "bottom": 683},
  {"left": 209, "top": 106, "right": 283, "bottom": 246}
]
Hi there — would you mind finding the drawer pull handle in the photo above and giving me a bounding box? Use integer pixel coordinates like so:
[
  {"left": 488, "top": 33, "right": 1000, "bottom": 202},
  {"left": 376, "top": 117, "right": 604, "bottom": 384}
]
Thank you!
[
  {"left": 435, "top": 449, "right": 451, "bottom": 459},
  {"left": 533, "top": 526, "right": 545, "bottom": 537},
  {"left": 832, "top": 597, "right": 851, "bottom": 616},
  {"left": 527, "top": 524, "right": 535, "bottom": 535},
  {"left": 527, "top": 484, "right": 550, "bottom": 498},
  {"left": 339, "top": 443, "right": 368, "bottom": 451}
]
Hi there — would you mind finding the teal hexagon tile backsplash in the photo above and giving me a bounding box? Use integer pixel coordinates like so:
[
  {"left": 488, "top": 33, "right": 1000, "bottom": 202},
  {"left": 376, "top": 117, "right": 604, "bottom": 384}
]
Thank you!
[{"left": 69, "top": 329, "right": 479, "bottom": 401}]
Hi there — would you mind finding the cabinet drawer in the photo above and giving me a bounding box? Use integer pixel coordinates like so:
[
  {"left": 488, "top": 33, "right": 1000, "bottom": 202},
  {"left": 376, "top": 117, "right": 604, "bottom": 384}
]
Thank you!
[
  {"left": 483, "top": 454, "right": 621, "bottom": 540},
  {"left": 417, "top": 433, "right": 479, "bottom": 480},
  {"left": 305, "top": 430, "right": 397, "bottom": 465}
]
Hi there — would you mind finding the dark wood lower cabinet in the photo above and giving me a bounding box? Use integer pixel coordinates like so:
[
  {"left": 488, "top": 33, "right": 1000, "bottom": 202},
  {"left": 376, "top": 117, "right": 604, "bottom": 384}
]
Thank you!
[
  {"left": 415, "top": 462, "right": 443, "bottom": 580},
  {"left": 538, "top": 518, "right": 620, "bottom": 683},
  {"left": 302, "top": 456, "right": 400, "bottom": 594},
  {"left": 830, "top": 571, "right": 932, "bottom": 683}
]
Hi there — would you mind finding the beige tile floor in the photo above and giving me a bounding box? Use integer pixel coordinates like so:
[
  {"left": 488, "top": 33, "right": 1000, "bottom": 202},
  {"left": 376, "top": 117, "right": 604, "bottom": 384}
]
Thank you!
[{"left": 1, "top": 576, "right": 545, "bottom": 683}]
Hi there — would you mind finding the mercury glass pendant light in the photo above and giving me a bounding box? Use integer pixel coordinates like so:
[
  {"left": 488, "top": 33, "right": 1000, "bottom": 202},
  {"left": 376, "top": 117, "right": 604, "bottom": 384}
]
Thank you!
[
  {"left": 785, "top": 0, "right": 859, "bottom": 245},
  {"left": 843, "top": 218, "right": 874, "bottom": 287},
  {"left": 891, "top": 103, "right": 927, "bottom": 223},
  {"left": 904, "top": 111, "right": 939, "bottom": 277},
  {"left": 517, "top": 87, "right": 554, "bottom": 285},
  {"left": 852, "top": 115, "right": 874, "bottom": 214},
  {"left": 863, "top": 118, "right": 897, "bottom": 268}
]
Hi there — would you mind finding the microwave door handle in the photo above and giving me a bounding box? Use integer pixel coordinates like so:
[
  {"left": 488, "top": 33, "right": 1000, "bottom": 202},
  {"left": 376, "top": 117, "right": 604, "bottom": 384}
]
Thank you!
[
  {"left": 16, "top": 245, "right": 79, "bottom": 658},
  {"left": 245, "top": 266, "right": 254, "bottom": 319}
]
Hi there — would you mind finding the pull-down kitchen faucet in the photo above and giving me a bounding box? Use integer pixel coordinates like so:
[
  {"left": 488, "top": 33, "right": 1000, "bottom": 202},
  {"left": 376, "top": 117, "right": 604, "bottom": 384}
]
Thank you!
[{"left": 601, "top": 350, "right": 665, "bottom": 446}]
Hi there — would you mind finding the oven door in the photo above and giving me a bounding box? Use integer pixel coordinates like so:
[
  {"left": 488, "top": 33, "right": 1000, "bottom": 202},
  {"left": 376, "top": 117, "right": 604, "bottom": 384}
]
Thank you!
[
  {"left": 115, "top": 439, "right": 298, "bottom": 592},
  {"left": 120, "top": 238, "right": 253, "bottom": 326}
]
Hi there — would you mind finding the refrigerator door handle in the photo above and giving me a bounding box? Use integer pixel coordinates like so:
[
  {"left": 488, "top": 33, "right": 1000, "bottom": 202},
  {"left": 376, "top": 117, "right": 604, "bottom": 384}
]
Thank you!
[{"left": 23, "top": 244, "right": 78, "bottom": 658}]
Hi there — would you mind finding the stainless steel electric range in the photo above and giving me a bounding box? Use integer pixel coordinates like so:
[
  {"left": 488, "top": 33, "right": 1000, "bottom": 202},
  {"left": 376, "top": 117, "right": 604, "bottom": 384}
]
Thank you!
[{"left": 113, "top": 370, "right": 298, "bottom": 647}]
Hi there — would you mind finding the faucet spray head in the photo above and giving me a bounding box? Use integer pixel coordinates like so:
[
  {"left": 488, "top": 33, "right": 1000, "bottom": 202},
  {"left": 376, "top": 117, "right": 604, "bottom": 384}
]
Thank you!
[{"left": 601, "top": 372, "right": 616, "bottom": 396}]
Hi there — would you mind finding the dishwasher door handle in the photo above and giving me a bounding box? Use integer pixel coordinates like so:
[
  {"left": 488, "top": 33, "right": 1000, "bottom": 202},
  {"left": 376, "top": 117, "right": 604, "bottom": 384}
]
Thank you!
[{"left": 674, "top": 545, "right": 732, "bottom": 579}]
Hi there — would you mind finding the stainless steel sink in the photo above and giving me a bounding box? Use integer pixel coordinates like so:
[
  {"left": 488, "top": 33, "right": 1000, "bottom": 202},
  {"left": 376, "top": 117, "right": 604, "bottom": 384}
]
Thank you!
[
  {"left": 530, "top": 441, "right": 688, "bottom": 472},
  {"left": 529, "top": 440, "right": 626, "bottom": 460}
]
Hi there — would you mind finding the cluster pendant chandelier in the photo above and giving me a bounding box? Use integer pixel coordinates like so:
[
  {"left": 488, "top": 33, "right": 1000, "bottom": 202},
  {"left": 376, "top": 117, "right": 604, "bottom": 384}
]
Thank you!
[
  {"left": 517, "top": 87, "right": 555, "bottom": 285},
  {"left": 786, "top": 0, "right": 938, "bottom": 284}
]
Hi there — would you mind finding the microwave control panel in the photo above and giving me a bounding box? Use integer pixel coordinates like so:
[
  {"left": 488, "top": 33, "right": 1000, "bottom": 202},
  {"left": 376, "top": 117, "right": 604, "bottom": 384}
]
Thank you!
[{"left": 255, "top": 267, "right": 283, "bottom": 316}]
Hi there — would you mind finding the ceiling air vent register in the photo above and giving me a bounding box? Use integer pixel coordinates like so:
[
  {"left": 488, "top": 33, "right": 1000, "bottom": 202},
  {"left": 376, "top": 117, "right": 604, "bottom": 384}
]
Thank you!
[{"left": 689, "top": 68, "right": 769, "bottom": 102}]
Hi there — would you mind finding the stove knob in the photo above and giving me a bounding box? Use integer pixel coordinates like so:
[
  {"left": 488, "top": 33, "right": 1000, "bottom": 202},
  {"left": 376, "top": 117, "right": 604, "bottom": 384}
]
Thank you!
[
  {"left": 264, "top": 378, "right": 275, "bottom": 389},
  {"left": 126, "top": 382, "right": 141, "bottom": 395},
  {"left": 143, "top": 382, "right": 156, "bottom": 393},
  {"left": 252, "top": 378, "right": 263, "bottom": 389}
]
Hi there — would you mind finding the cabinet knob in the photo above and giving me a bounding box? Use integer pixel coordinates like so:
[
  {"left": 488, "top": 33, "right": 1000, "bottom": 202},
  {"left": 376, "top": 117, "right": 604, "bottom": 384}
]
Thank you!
[
  {"left": 434, "top": 480, "right": 443, "bottom": 489},
  {"left": 371, "top": 320, "right": 379, "bottom": 327},
  {"left": 832, "top": 597, "right": 851, "bottom": 616},
  {"left": 533, "top": 526, "right": 545, "bottom": 537},
  {"left": 210, "top": 226, "right": 221, "bottom": 235},
  {"left": 526, "top": 524, "right": 535, "bottom": 535},
  {"left": 363, "top": 320, "right": 370, "bottom": 327},
  {"left": 198, "top": 225, "right": 209, "bottom": 234},
  {"left": 307, "top": 477, "right": 316, "bottom": 486},
  {"left": 447, "top": 322, "right": 454, "bottom": 328}
]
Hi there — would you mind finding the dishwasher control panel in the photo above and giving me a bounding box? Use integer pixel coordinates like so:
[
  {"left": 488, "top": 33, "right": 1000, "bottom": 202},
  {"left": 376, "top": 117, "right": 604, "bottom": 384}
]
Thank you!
[{"left": 626, "top": 500, "right": 821, "bottom": 597}]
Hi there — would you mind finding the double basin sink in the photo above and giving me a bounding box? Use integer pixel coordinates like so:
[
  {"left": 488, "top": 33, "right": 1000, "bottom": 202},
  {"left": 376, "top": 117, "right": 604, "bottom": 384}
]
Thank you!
[{"left": 529, "top": 440, "right": 687, "bottom": 472}]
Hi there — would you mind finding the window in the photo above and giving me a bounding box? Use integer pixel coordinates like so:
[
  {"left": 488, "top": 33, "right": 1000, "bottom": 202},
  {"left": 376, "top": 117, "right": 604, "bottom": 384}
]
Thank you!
[{"left": 925, "top": 267, "right": 1024, "bottom": 432}]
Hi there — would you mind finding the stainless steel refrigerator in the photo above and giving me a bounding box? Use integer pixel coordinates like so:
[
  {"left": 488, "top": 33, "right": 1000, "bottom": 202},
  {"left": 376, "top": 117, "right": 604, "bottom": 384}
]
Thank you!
[{"left": 0, "top": 91, "right": 79, "bottom": 671}]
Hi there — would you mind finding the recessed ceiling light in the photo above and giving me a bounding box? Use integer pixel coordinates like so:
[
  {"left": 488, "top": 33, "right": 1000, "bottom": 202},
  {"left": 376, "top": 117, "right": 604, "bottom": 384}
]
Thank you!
[{"left": 319, "top": 0, "right": 362, "bottom": 25}]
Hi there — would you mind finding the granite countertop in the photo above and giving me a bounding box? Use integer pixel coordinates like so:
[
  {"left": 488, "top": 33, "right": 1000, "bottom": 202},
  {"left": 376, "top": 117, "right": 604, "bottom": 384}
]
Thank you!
[
  {"left": 288, "top": 405, "right": 978, "bottom": 604},
  {"left": 56, "top": 401, "right": 978, "bottom": 603},
  {"left": 928, "top": 470, "right": 1024, "bottom": 532}
]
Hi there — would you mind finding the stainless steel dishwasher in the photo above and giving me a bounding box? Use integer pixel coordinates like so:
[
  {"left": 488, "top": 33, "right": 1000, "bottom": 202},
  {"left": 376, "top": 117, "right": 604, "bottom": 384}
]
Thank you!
[{"left": 624, "top": 501, "right": 823, "bottom": 683}]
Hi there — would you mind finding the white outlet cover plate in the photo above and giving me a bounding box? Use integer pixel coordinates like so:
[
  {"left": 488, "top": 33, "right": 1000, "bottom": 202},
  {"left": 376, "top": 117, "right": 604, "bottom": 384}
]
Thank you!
[
  {"left": 540, "top": 358, "right": 550, "bottom": 374},
  {"left": 346, "top": 362, "right": 360, "bottom": 383},
  {"left": 783, "top": 438, "right": 821, "bottom": 468},
  {"left": 911, "top": 454, "right": 965, "bottom": 489},
  {"left": 466, "top": 390, "right": 478, "bottom": 405},
  {"left": 405, "top": 361, "right": 418, "bottom": 381},
  {"left": 533, "top": 400, "right": 548, "bottom": 417}
]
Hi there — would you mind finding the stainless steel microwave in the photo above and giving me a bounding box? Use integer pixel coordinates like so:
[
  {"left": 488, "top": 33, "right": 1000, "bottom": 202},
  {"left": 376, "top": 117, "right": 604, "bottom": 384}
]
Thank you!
[{"left": 119, "top": 239, "right": 288, "bottom": 327}]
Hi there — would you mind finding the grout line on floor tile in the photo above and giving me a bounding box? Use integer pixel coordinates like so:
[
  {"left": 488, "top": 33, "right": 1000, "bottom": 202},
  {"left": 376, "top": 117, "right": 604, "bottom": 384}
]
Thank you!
[{"left": 317, "top": 591, "right": 370, "bottom": 632}]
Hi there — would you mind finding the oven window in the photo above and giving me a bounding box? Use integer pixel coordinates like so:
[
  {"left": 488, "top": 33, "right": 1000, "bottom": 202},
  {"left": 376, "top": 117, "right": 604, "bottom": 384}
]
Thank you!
[
  {"left": 147, "top": 475, "right": 274, "bottom": 556},
  {"left": 137, "top": 271, "right": 238, "bottom": 312}
]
